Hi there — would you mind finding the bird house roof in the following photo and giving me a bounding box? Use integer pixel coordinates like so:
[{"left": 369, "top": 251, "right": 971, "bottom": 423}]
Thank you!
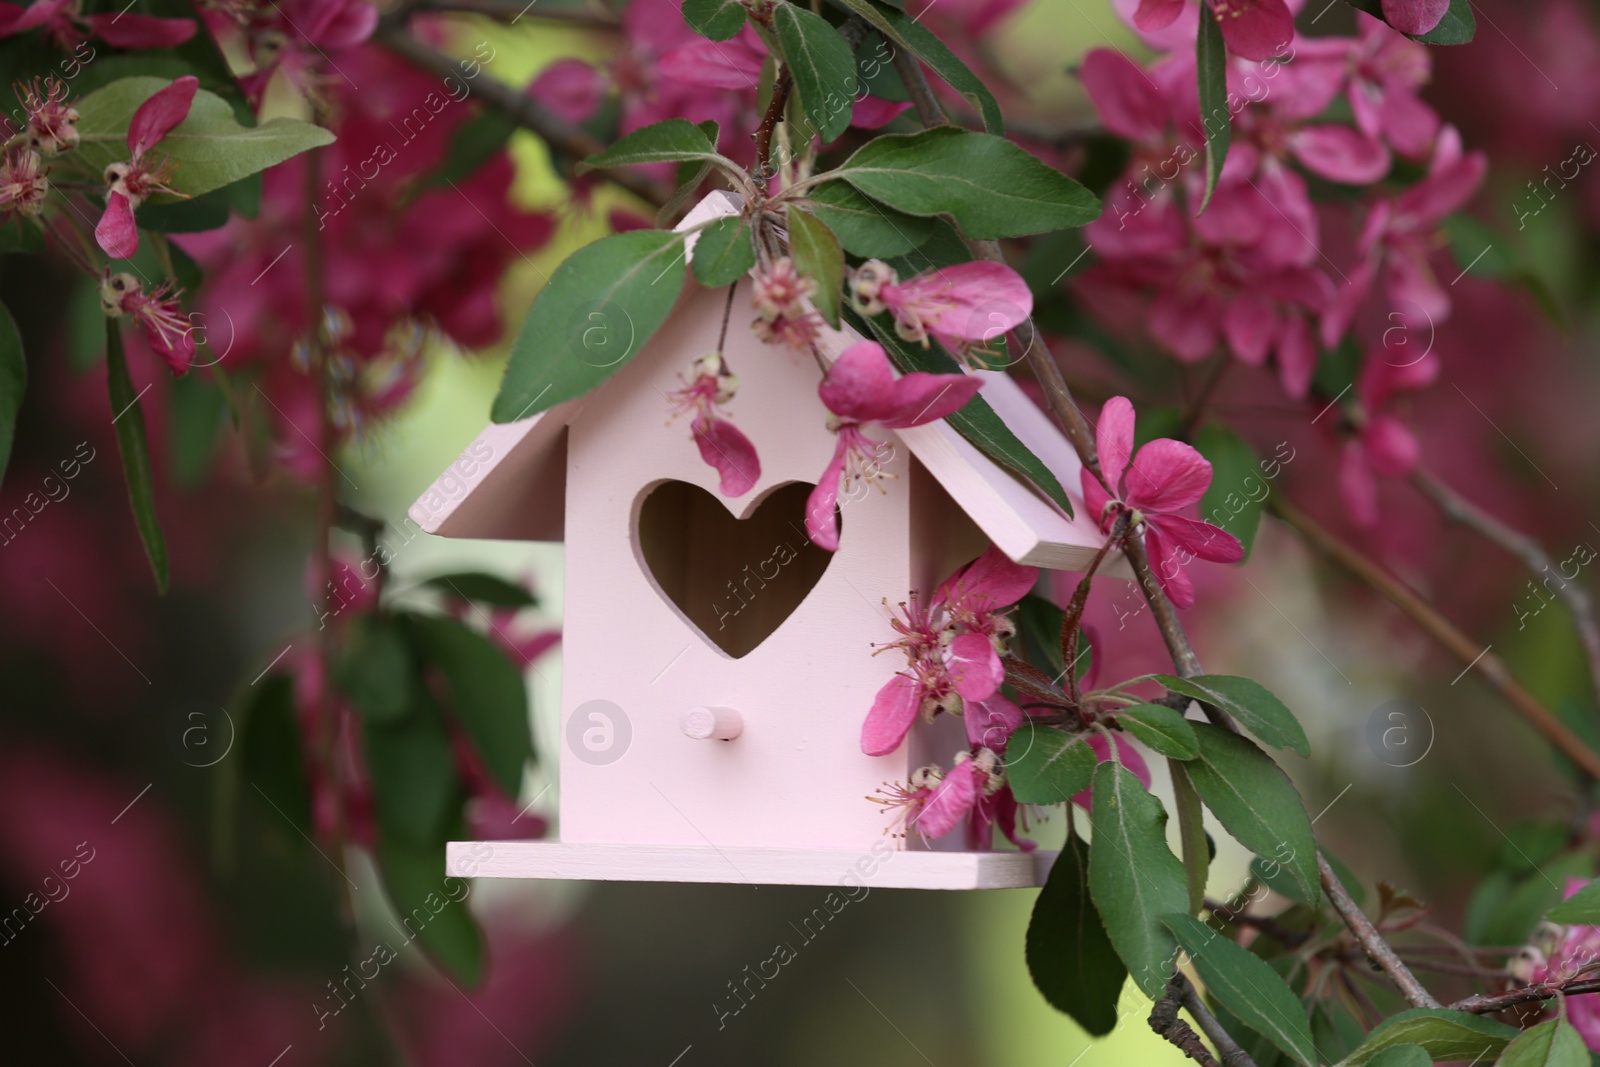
[{"left": 409, "top": 193, "right": 1108, "bottom": 570}]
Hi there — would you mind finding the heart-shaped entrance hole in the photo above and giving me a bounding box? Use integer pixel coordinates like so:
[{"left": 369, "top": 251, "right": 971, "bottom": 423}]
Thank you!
[{"left": 636, "top": 480, "right": 838, "bottom": 658}]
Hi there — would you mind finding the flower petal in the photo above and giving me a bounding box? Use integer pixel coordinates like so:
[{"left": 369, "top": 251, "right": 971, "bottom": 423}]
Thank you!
[
  {"left": 880, "top": 368, "right": 982, "bottom": 428},
  {"left": 1339, "top": 440, "right": 1380, "bottom": 527},
  {"left": 1275, "top": 311, "right": 1317, "bottom": 399},
  {"left": 82, "top": 12, "right": 196, "bottom": 49},
  {"left": 1212, "top": 0, "right": 1296, "bottom": 61},
  {"left": 881, "top": 261, "right": 1033, "bottom": 348},
  {"left": 947, "top": 631, "right": 1003, "bottom": 702},
  {"left": 1363, "top": 414, "right": 1419, "bottom": 476},
  {"left": 819, "top": 340, "right": 898, "bottom": 423},
  {"left": 1290, "top": 125, "right": 1393, "bottom": 185},
  {"left": 529, "top": 58, "right": 607, "bottom": 125},
  {"left": 804, "top": 438, "right": 849, "bottom": 551},
  {"left": 1148, "top": 513, "right": 1244, "bottom": 564},
  {"left": 862, "top": 673, "right": 921, "bottom": 756},
  {"left": 966, "top": 694, "right": 1024, "bottom": 751},
  {"left": 1132, "top": 0, "right": 1186, "bottom": 30},
  {"left": 692, "top": 416, "right": 761, "bottom": 497},
  {"left": 850, "top": 96, "right": 912, "bottom": 129},
  {"left": 1081, "top": 47, "right": 1171, "bottom": 142},
  {"left": 912, "top": 762, "right": 982, "bottom": 839},
  {"left": 1223, "top": 293, "right": 1278, "bottom": 367},
  {"left": 1144, "top": 523, "right": 1197, "bottom": 609},
  {"left": 936, "top": 545, "right": 1039, "bottom": 612},
  {"left": 1124, "top": 438, "right": 1213, "bottom": 512},
  {"left": 1095, "top": 395, "right": 1137, "bottom": 491},
  {"left": 128, "top": 75, "right": 198, "bottom": 156},
  {"left": 1381, "top": 0, "right": 1449, "bottom": 35},
  {"left": 95, "top": 191, "right": 140, "bottom": 259},
  {"left": 657, "top": 36, "right": 765, "bottom": 90}
]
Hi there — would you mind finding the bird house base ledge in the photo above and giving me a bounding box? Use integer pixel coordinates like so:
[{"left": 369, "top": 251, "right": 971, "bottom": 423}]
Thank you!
[{"left": 446, "top": 841, "right": 1055, "bottom": 890}]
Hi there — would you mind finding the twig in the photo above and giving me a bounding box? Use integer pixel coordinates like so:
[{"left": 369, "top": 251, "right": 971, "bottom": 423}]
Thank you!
[
  {"left": 373, "top": 21, "right": 670, "bottom": 207},
  {"left": 891, "top": 45, "right": 946, "bottom": 128},
  {"left": 1452, "top": 976, "right": 1600, "bottom": 1014},
  {"left": 1411, "top": 467, "right": 1600, "bottom": 707},
  {"left": 1270, "top": 495, "right": 1600, "bottom": 780},
  {"left": 1150, "top": 986, "right": 1224, "bottom": 1067},
  {"left": 1169, "top": 972, "right": 1259, "bottom": 1067},
  {"left": 1320, "top": 853, "right": 1440, "bottom": 1009},
  {"left": 754, "top": 66, "right": 793, "bottom": 182},
  {"left": 397, "top": 0, "right": 620, "bottom": 24},
  {"left": 1202, "top": 899, "right": 1311, "bottom": 948}
]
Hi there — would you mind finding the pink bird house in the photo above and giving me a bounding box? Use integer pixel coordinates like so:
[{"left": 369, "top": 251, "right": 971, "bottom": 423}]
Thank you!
[{"left": 409, "top": 193, "right": 1110, "bottom": 890}]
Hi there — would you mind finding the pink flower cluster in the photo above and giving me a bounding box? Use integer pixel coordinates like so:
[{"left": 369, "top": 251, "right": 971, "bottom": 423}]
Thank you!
[
  {"left": 1078, "top": 10, "right": 1486, "bottom": 524},
  {"left": 179, "top": 44, "right": 553, "bottom": 477},
  {"left": 1511, "top": 879, "right": 1600, "bottom": 1050}
]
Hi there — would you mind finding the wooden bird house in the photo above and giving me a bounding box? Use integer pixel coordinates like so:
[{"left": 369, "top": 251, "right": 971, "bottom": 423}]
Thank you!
[{"left": 410, "top": 193, "right": 1109, "bottom": 890}]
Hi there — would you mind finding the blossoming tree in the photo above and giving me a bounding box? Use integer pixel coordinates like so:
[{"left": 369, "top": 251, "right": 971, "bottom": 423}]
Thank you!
[{"left": 7, "top": 0, "right": 1600, "bottom": 1061}]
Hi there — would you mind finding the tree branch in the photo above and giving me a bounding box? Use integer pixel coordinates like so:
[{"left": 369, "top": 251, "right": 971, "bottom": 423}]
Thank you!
[
  {"left": 1451, "top": 975, "right": 1600, "bottom": 1014},
  {"left": 1411, "top": 466, "right": 1600, "bottom": 707},
  {"left": 1150, "top": 986, "right": 1223, "bottom": 1067},
  {"left": 754, "top": 65, "right": 793, "bottom": 182},
  {"left": 891, "top": 44, "right": 946, "bottom": 128},
  {"left": 1168, "top": 972, "right": 1259, "bottom": 1067},
  {"left": 373, "top": 21, "right": 670, "bottom": 207},
  {"left": 1269, "top": 494, "right": 1600, "bottom": 779},
  {"left": 1319, "top": 853, "right": 1440, "bottom": 1008}
]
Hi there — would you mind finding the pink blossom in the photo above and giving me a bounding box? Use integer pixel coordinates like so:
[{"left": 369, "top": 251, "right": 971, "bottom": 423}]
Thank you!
[
  {"left": 100, "top": 273, "right": 196, "bottom": 376},
  {"left": 850, "top": 259, "right": 1032, "bottom": 365},
  {"left": 1336, "top": 14, "right": 1441, "bottom": 160},
  {"left": 210, "top": 0, "right": 378, "bottom": 104},
  {"left": 529, "top": 57, "right": 608, "bottom": 125},
  {"left": 750, "top": 257, "right": 823, "bottom": 350},
  {"left": 0, "top": 144, "right": 47, "bottom": 218},
  {"left": 1337, "top": 350, "right": 1438, "bottom": 526},
  {"left": 1511, "top": 878, "right": 1600, "bottom": 1051},
  {"left": 0, "top": 0, "right": 195, "bottom": 51},
  {"left": 862, "top": 545, "right": 1037, "bottom": 756},
  {"left": 1082, "top": 396, "right": 1244, "bottom": 609},
  {"left": 667, "top": 353, "right": 761, "bottom": 497},
  {"left": 95, "top": 76, "right": 197, "bottom": 260},
  {"left": 1129, "top": 0, "right": 1295, "bottom": 60},
  {"left": 806, "top": 340, "right": 981, "bottom": 550},
  {"left": 18, "top": 76, "right": 79, "bottom": 155},
  {"left": 1323, "top": 125, "right": 1486, "bottom": 345}
]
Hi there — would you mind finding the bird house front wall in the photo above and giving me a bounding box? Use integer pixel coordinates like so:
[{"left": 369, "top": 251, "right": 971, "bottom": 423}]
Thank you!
[{"left": 559, "top": 278, "right": 940, "bottom": 853}]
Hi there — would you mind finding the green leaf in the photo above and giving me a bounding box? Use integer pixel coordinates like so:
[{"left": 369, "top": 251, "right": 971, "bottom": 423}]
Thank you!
[
  {"left": 1311, "top": 997, "right": 1370, "bottom": 1064},
  {"left": 827, "top": 126, "right": 1099, "bottom": 239},
  {"left": 105, "top": 322, "right": 168, "bottom": 593},
  {"left": 1117, "top": 705, "right": 1199, "bottom": 760},
  {"left": 493, "top": 230, "right": 688, "bottom": 422},
  {"left": 1194, "top": 424, "right": 1265, "bottom": 558},
  {"left": 409, "top": 615, "right": 533, "bottom": 797},
  {"left": 422, "top": 572, "right": 538, "bottom": 609},
  {"left": 75, "top": 77, "right": 334, "bottom": 199},
  {"left": 772, "top": 3, "right": 857, "bottom": 144},
  {"left": 1341, "top": 0, "right": 1475, "bottom": 43},
  {"left": 1547, "top": 877, "right": 1600, "bottom": 924},
  {"left": 854, "top": 308, "right": 1074, "bottom": 514},
  {"left": 0, "top": 301, "right": 22, "bottom": 491},
  {"left": 335, "top": 616, "right": 416, "bottom": 725},
  {"left": 363, "top": 691, "right": 457, "bottom": 846},
  {"left": 1006, "top": 725, "right": 1096, "bottom": 805},
  {"left": 826, "top": 0, "right": 1003, "bottom": 133},
  {"left": 1088, "top": 760, "right": 1190, "bottom": 998},
  {"left": 854, "top": 31, "right": 908, "bottom": 101},
  {"left": 806, "top": 182, "right": 934, "bottom": 257},
  {"left": 241, "top": 672, "right": 312, "bottom": 839},
  {"left": 1186, "top": 723, "right": 1319, "bottom": 903},
  {"left": 683, "top": 0, "right": 746, "bottom": 38},
  {"left": 579, "top": 118, "right": 723, "bottom": 172},
  {"left": 376, "top": 835, "right": 484, "bottom": 986},
  {"left": 1499, "top": 1018, "right": 1590, "bottom": 1067},
  {"left": 786, "top": 206, "right": 844, "bottom": 328},
  {"left": 1154, "top": 674, "right": 1310, "bottom": 757},
  {"left": 0, "top": 216, "right": 45, "bottom": 254},
  {"left": 691, "top": 215, "right": 756, "bottom": 289},
  {"left": 1163, "top": 913, "right": 1316, "bottom": 1066},
  {"left": 1194, "top": 7, "right": 1230, "bottom": 213},
  {"left": 1336, "top": 1008, "right": 1518, "bottom": 1066},
  {"left": 1363, "top": 1045, "right": 1430, "bottom": 1067},
  {"left": 1026, "top": 833, "right": 1126, "bottom": 1036}
]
